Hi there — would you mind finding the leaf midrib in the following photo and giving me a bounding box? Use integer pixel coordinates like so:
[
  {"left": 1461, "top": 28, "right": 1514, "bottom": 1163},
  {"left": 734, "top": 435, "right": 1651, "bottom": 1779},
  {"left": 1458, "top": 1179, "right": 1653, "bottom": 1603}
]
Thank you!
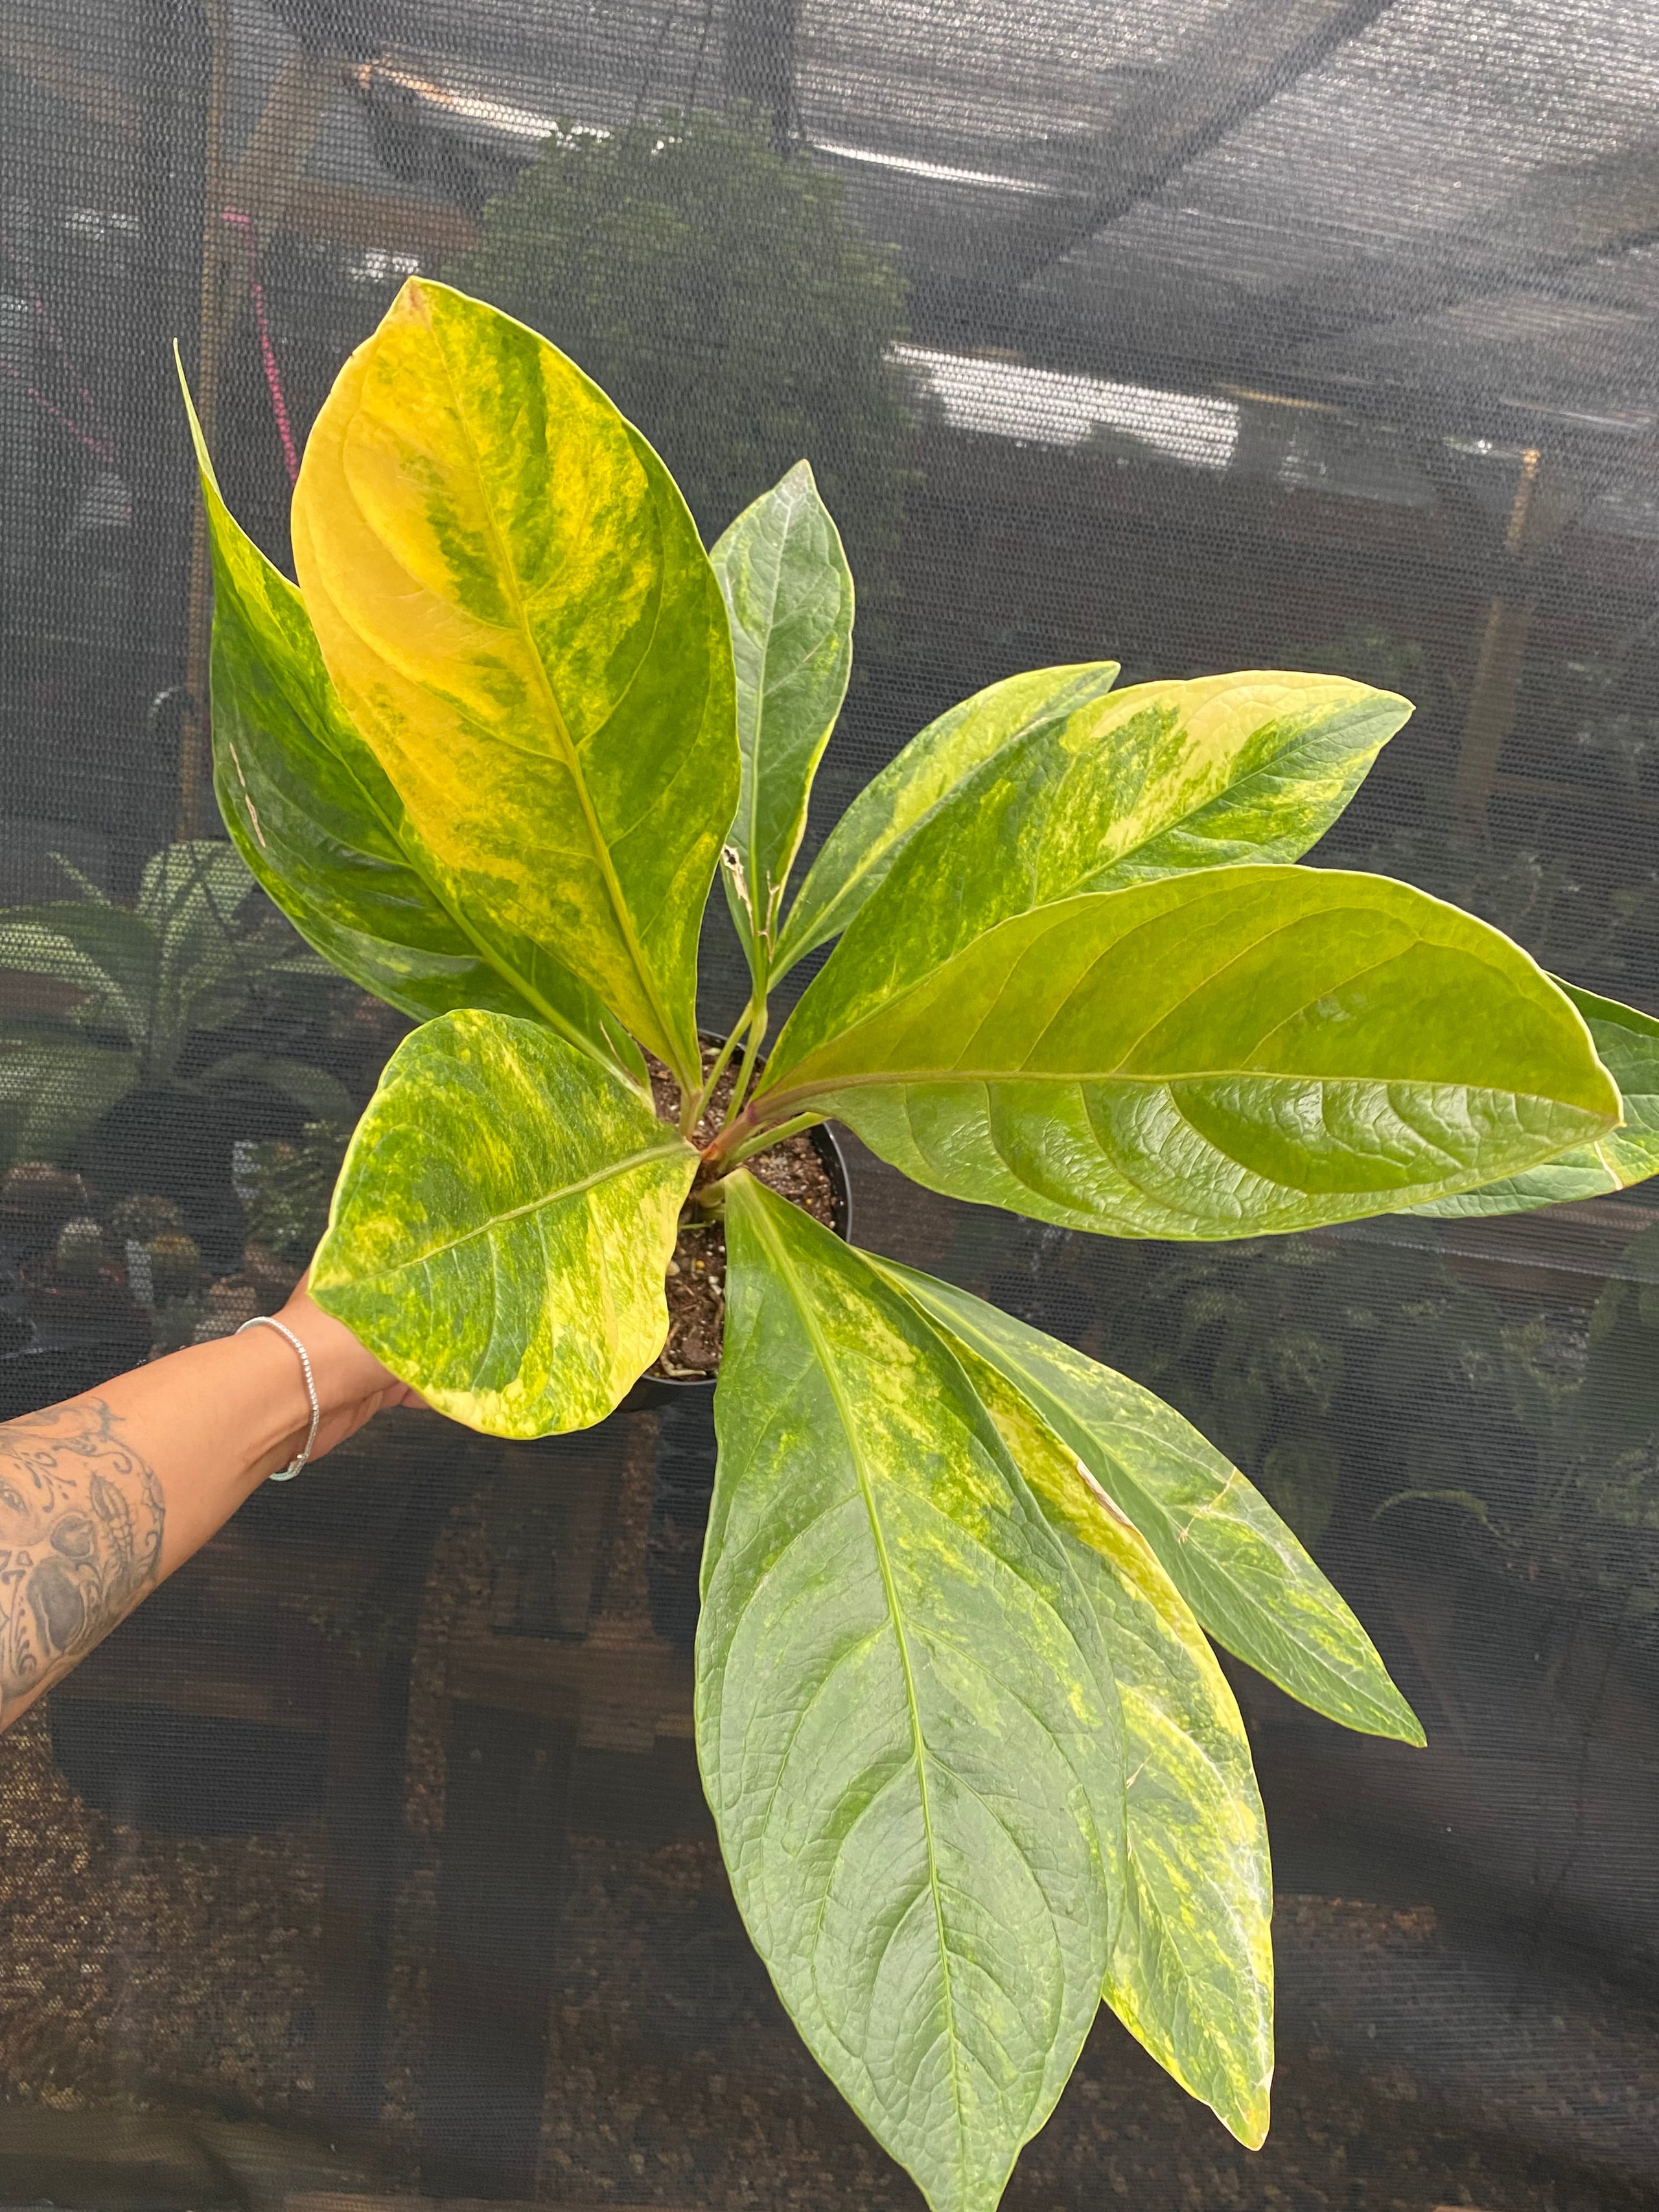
[
  {"left": 413, "top": 286, "right": 688, "bottom": 1077},
  {"left": 365, "top": 1135, "right": 690, "bottom": 1271},
  {"left": 757, "top": 1061, "right": 1604, "bottom": 1123},
  {"left": 743, "top": 1194, "right": 970, "bottom": 2200},
  {"left": 239, "top": 513, "right": 640, "bottom": 1077},
  {"left": 732, "top": 500, "right": 789, "bottom": 894}
]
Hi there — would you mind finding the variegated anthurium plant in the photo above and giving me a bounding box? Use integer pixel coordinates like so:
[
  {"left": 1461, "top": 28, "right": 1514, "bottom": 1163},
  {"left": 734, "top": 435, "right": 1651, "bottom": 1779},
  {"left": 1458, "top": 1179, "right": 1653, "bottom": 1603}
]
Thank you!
[{"left": 183, "top": 279, "right": 1659, "bottom": 2212}]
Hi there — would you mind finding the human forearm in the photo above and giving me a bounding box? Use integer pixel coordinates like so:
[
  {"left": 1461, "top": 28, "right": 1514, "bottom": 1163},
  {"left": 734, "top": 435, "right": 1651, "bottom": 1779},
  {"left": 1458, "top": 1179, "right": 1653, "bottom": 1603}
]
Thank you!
[{"left": 0, "top": 1290, "right": 416, "bottom": 1730}]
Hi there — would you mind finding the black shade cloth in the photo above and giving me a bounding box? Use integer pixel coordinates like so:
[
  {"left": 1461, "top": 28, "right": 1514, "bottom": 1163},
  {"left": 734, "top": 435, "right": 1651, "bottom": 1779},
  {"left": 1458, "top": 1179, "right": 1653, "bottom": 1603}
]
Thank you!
[{"left": 4, "top": 3, "right": 1659, "bottom": 2206}]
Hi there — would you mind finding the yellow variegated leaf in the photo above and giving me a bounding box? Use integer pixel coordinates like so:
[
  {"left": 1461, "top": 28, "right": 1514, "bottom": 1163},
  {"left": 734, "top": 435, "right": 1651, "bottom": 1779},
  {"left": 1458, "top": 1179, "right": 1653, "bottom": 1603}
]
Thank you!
[
  {"left": 873, "top": 1259, "right": 1421, "bottom": 1743},
  {"left": 773, "top": 661, "right": 1122, "bottom": 980},
  {"left": 943, "top": 1334, "right": 1273, "bottom": 2149},
  {"left": 291, "top": 278, "right": 738, "bottom": 1088},
  {"left": 311, "top": 1010, "right": 696, "bottom": 1436},
  {"left": 702, "top": 1174, "right": 1123, "bottom": 2212},
  {"left": 774, "top": 668, "right": 1402, "bottom": 984},
  {"left": 752, "top": 868, "right": 1620, "bottom": 1240},
  {"left": 180, "top": 362, "right": 644, "bottom": 1078}
]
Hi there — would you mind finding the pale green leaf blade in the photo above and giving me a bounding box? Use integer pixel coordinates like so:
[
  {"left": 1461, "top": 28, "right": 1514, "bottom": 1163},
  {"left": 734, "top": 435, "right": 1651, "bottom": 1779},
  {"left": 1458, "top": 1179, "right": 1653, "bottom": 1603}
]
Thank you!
[
  {"left": 772, "top": 660, "right": 1122, "bottom": 978},
  {"left": 777, "top": 673, "right": 1410, "bottom": 1044},
  {"left": 311, "top": 1010, "right": 696, "bottom": 1437},
  {"left": 752, "top": 867, "right": 1620, "bottom": 1239},
  {"left": 137, "top": 839, "right": 255, "bottom": 937},
  {"left": 1412, "top": 980, "right": 1659, "bottom": 1216},
  {"left": 874, "top": 1257, "right": 1420, "bottom": 1744},
  {"left": 0, "top": 905, "right": 156, "bottom": 1045},
  {"left": 136, "top": 842, "right": 262, "bottom": 1073},
  {"left": 181, "top": 371, "right": 643, "bottom": 1080},
  {"left": 712, "top": 461, "right": 853, "bottom": 964},
  {"left": 953, "top": 1344, "right": 1272, "bottom": 2147},
  {"left": 0, "top": 1038, "right": 135, "bottom": 1169},
  {"left": 290, "top": 277, "right": 739, "bottom": 1086},
  {"left": 702, "top": 1173, "right": 1122, "bottom": 2212}
]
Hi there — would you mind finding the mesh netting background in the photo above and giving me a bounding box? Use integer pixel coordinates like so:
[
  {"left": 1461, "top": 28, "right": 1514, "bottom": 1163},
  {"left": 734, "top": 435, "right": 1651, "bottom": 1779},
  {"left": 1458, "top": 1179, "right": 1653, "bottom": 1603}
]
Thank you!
[{"left": 5, "top": 2, "right": 1659, "bottom": 2207}]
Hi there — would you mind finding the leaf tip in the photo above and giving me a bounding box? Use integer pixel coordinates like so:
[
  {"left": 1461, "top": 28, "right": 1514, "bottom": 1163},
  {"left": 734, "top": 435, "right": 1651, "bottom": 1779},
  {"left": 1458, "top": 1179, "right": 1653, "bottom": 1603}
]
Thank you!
[
  {"left": 175, "top": 351, "right": 216, "bottom": 489},
  {"left": 395, "top": 269, "right": 434, "bottom": 318},
  {"left": 1367, "top": 681, "right": 1415, "bottom": 719},
  {"left": 1227, "top": 2094, "right": 1272, "bottom": 2154},
  {"left": 1368, "top": 686, "right": 1417, "bottom": 749},
  {"left": 1366, "top": 1682, "right": 1428, "bottom": 1747}
]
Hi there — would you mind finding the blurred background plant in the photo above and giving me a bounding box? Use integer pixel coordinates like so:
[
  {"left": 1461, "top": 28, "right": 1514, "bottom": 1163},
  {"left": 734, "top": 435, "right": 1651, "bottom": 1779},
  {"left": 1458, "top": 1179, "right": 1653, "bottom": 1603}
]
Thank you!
[
  {"left": 1296, "top": 623, "right": 1659, "bottom": 993},
  {"left": 1299, "top": 618, "right": 1437, "bottom": 705},
  {"left": 238, "top": 1118, "right": 351, "bottom": 1303},
  {"left": 0, "top": 840, "right": 351, "bottom": 1178},
  {"left": 1566, "top": 649, "right": 1659, "bottom": 801},
  {"left": 0, "top": 850, "right": 406, "bottom": 1373},
  {"left": 449, "top": 113, "right": 922, "bottom": 633}
]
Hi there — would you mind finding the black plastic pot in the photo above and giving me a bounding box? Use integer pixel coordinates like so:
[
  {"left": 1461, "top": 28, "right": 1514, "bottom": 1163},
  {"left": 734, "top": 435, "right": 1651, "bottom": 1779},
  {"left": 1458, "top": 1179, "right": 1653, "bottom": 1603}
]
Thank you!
[
  {"left": 625, "top": 1119, "right": 853, "bottom": 1410},
  {"left": 636, "top": 1121, "right": 853, "bottom": 1638}
]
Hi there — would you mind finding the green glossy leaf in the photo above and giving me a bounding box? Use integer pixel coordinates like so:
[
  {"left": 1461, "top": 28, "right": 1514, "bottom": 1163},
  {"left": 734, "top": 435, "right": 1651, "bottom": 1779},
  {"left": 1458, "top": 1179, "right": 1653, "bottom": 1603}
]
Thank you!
[
  {"left": 1412, "top": 981, "right": 1659, "bottom": 1216},
  {"left": 0, "top": 841, "right": 341, "bottom": 1089},
  {"left": 182, "top": 371, "right": 644, "bottom": 1081},
  {"left": 0, "top": 1036, "right": 135, "bottom": 1169},
  {"left": 311, "top": 1010, "right": 696, "bottom": 1437},
  {"left": 874, "top": 1260, "right": 1421, "bottom": 1743},
  {"left": 774, "top": 673, "right": 1411, "bottom": 1041},
  {"left": 139, "top": 841, "right": 317, "bottom": 1045},
  {"left": 772, "top": 660, "right": 1121, "bottom": 979},
  {"left": 752, "top": 867, "right": 1619, "bottom": 1239},
  {"left": 702, "top": 1173, "right": 1122, "bottom": 2212},
  {"left": 952, "top": 1342, "right": 1271, "bottom": 2148},
  {"left": 712, "top": 461, "right": 853, "bottom": 968},
  {"left": 290, "top": 277, "right": 739, "bottom": 1087}
]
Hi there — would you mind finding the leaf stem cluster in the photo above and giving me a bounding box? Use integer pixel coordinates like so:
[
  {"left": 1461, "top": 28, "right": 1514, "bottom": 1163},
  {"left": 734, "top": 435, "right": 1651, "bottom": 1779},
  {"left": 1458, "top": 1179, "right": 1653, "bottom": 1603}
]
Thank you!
[{"left": 682, "top": 946, "right": 773, "bottom": 1152}]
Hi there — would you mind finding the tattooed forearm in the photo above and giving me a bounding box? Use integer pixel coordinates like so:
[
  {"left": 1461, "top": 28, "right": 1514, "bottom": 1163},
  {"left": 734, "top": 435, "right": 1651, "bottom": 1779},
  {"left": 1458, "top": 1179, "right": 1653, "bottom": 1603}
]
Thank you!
[{"left": 0, "top": 1397, "right": 165, "bottom": 1724}]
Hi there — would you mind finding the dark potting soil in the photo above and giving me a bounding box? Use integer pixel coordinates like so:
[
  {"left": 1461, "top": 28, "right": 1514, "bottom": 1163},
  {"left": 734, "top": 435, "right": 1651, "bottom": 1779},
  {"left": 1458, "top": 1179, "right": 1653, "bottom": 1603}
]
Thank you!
[{"left": 645, "top": 1044, "right": 838, "bottom": 1380}]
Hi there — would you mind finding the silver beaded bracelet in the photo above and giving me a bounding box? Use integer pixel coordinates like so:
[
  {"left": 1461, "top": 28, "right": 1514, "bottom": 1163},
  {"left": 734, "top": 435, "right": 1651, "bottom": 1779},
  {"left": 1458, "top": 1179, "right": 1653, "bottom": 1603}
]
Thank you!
[{"left": 237, "top": 1314, "right": 321, "bottom": 1482}]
